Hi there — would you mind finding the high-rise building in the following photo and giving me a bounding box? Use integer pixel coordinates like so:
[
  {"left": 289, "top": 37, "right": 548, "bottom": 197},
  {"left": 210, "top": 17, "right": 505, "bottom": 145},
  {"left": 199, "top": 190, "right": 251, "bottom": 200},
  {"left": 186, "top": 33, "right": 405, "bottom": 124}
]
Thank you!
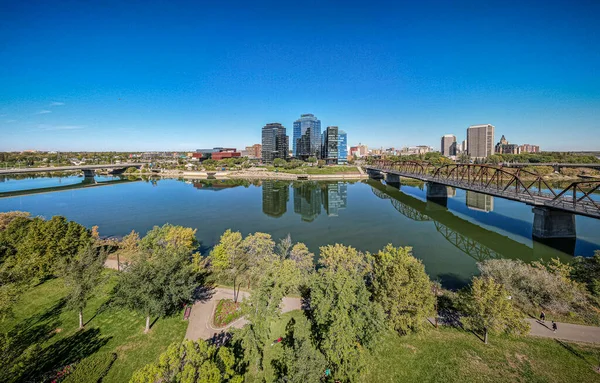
[
  {"left": 338, "top": 130, "right": 348, "bottom": 164},
  {"left": 293, "top": 114, "right": 321, "bottom": 159},
  {"left": 323, "top": 126, "right": 339, "bottom": 164},
  {"left": 261, "top": 123, "right": 289, "bottom": 164},
  {"left": 467, "top": 124, "right": 494, "bottom": 159},
  {"left": 441, "top": 134, "right": 457, "bottom": 157},
  {"left": 461, "top": 139, "right": 468, "bottom": 153}
]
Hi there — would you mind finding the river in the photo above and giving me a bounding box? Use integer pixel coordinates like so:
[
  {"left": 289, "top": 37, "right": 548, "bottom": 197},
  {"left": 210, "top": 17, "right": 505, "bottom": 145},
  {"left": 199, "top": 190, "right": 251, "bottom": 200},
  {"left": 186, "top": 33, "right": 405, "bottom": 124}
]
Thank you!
[{"left": 1, "top": 175, "right": 599, "bottom": 288}]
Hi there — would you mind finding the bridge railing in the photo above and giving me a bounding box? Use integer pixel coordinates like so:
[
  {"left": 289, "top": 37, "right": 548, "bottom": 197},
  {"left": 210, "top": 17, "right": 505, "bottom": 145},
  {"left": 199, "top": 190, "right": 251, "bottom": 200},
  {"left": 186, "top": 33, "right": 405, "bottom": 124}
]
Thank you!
[{"left": 368, "top": 160, "right": 600, "bottom": 217}]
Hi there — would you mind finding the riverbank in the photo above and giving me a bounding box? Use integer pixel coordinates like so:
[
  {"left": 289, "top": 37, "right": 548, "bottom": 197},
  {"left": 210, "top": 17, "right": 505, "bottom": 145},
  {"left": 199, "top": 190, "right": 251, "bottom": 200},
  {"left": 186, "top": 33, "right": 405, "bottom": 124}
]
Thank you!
[{"left": 128, "top": 168, "right": 368, "bottom": 180}]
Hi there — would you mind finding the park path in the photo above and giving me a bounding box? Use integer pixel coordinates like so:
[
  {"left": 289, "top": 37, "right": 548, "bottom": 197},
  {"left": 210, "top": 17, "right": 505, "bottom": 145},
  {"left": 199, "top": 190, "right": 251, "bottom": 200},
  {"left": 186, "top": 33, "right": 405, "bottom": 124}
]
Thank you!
[
  {"left": 185, "top": 287, "right": 302, "bottom": 341},
  {"left": 526, "top": 318, "right": 600, "bottom": 344}
]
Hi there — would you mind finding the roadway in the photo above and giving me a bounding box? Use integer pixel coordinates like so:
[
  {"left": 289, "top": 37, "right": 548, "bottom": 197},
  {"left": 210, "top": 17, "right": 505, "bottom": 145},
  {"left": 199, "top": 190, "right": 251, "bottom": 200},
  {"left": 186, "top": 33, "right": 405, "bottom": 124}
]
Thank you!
[
  {"left": 0, "top": 163, "right": 145, "bottom": 175},
  {"left": 364, "top": 165, "right": 600, "bottom": 219}
]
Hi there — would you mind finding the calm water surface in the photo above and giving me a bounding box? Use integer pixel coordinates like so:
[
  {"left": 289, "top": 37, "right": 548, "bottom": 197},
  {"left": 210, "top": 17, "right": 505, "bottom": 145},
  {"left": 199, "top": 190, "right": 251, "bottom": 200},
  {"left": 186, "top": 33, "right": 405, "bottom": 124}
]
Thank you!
[{"left": 1, "top": 176, "right": 599, "bottom": 288}]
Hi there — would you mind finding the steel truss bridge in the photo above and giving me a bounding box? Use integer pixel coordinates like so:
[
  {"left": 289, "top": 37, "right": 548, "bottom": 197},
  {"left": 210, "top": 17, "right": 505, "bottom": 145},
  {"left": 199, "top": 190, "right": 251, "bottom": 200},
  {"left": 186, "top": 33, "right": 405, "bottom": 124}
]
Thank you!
[{"left": 365, "top": 161, "right": 600, "bottom": 219}]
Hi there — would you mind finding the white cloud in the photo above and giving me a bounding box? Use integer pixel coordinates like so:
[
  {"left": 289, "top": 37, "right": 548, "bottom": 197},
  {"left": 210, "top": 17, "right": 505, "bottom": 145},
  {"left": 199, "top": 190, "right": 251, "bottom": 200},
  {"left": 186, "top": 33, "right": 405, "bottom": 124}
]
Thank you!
[
  {"left": 35, "top": 110, "right": 52, "bottom": 114},
  {"left": 39, "top": 124, "right": 84, "bottom": 131},
  {"left": 5, "top": 119, "right": 16, "bottom": 123},
  {"left": 50, "top": 102, "right": 65, "bottom": 106}
]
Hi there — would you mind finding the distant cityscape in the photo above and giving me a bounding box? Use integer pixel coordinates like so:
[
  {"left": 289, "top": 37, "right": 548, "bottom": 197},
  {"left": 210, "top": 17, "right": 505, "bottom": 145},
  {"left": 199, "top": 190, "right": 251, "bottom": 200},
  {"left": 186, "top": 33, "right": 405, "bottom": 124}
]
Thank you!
[
  {"left": 440, "top": 124, "right": 540, "bottom": 160},
  {"left": 9, "top": 119, "right": 547, "bottom": 164}
]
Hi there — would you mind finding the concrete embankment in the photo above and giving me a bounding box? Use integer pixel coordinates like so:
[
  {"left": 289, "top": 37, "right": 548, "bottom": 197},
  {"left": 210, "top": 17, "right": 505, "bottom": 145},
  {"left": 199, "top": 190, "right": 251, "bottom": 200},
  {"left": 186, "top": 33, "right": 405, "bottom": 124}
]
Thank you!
[{"left": 144, "top": 170, "right": 368, "bottom": 181}]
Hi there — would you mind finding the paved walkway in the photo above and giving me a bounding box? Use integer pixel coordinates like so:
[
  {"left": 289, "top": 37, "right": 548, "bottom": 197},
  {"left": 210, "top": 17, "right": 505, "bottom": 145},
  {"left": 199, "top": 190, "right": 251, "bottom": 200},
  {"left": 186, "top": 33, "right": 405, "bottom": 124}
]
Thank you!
[
  {"left": 185, "top": 287, "right": 302, "bottom": 341},
  {"left": 526, "top": 318, "right": 600, "bottom": 344}
]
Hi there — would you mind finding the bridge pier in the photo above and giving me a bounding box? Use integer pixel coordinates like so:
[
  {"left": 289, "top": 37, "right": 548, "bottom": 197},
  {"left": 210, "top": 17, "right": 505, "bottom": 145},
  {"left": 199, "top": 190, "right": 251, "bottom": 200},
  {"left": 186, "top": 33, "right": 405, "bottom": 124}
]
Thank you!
[
  {"left": 426, "top": 182, "right": 448, "bottom": 207},
  {"left": 367, "top": 169, "right": 384, "bottom": 180},
  {"left": 532, "top": 207, "right": 576, "bottom": 239},
  {"left": 385, "top": 174, "right": 401, "bottom": 188},
  {"left": 109, "top": 167, "right": 127, "bottom": 175},
  {"left": 82, "top": 169, "right": 96, "bottom": 183}
]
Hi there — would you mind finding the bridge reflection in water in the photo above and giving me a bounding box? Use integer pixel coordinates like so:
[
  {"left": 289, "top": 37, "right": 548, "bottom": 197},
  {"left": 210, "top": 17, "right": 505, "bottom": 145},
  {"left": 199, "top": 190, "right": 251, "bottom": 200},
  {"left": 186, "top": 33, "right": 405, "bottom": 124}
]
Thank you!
[
  {"left": 0, "top": 174, "right": 142, "bottom": 198},
  {"left": 367, "top": 179, "right": 573, "bottom": 264}
]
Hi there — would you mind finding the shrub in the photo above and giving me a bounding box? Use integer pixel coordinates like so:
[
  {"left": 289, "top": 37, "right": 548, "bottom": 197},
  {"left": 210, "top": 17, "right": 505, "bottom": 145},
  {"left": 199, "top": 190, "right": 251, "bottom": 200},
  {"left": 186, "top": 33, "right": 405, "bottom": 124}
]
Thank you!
[
  {"left": 478, "top": 259, "right": 589, "bottom": 315},
  {"left": 63, "top": 353, "right": 117, "bottom": 383}
]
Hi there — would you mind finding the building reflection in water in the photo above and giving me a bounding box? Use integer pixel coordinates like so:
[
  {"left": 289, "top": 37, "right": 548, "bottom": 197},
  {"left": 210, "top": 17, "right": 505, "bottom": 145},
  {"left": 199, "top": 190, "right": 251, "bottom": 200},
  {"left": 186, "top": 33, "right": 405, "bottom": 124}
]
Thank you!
[
  {"left": 466, "top": 191, "right": 494, "bottom": 212},
  {"left": 323, "top": 182, "right": 348, "bottom": 216},
  {"left": 261, "top": 181, "right": 348, "bottom": 221},
  {"left": 293, "top": 182, "right": 322, "bottom": 222},
  {"left": 262, "top": 180, "right": 290, "bottom": 218}
]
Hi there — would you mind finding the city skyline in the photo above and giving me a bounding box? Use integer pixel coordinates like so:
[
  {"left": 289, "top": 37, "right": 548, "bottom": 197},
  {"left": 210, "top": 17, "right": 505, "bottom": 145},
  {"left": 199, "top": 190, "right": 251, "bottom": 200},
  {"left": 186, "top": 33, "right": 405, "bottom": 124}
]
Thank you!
[{"left": 1, "top": 1, "right": 599, "bottom": 152}]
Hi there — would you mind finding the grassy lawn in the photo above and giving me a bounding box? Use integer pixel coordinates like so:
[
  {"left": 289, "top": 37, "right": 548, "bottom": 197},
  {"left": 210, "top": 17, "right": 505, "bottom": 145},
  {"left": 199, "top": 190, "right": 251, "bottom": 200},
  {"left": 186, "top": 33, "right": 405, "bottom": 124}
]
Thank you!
[
  {"left": 245, "top": 311, "right": 600, "bottom": 383},
  {"left": 213, "top": 299, "right": 243, "bottom": 327},
  {"left": 365, "top": 327, "right": 600, "bottom": 383},
  {"left": 265, "top": 166, "right": 361, "bottom": 174},
  {"left": 0, "top": 270, "right": 187, "bottom": 383}
]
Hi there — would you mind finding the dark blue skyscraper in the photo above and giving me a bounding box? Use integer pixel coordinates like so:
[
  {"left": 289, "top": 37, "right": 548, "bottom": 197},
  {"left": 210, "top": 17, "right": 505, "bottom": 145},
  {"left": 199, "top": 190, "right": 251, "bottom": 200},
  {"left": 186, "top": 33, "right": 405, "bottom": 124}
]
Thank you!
[{"left": 338, "top": 130, "right": 348, "bottom": 164}]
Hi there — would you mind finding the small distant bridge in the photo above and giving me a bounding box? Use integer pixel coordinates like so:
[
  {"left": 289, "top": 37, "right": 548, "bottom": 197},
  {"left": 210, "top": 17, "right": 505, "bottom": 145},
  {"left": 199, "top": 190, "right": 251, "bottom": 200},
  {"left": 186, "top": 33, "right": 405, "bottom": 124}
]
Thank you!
[{"left": 0, "top": 163, "right": 145, "bottom": 178}]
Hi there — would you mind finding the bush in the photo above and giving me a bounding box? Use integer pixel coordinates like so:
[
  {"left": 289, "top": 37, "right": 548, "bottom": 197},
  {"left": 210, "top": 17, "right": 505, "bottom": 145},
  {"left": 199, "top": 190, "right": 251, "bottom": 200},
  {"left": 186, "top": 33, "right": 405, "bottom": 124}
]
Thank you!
[
  {"left": 63, "top": 353, "right": 117, "bottom": 383},
  {"left": 478, "top": 259, "right": 589, "bottom": 315}
]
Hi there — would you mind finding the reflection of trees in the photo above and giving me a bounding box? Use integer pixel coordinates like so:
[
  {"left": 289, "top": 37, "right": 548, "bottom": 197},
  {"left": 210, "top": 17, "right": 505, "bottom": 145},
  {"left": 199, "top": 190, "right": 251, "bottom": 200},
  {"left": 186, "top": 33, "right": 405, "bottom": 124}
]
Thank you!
[
  {"left": 262, "top": 180, "right": 290, "bottom": 218},
  {"left": 190, "top": 179, "right": 250, "bottom": 191}
]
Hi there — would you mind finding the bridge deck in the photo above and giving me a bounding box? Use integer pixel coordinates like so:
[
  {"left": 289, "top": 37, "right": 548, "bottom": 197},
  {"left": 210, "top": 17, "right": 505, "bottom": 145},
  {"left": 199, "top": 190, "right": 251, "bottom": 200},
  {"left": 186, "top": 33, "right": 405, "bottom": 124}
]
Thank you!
[
  {"left": 0, "top": 163, "right": 144, "bottom": 175},
  {"left": 365, "top": 165, "right": 600, "bottom": 219}
]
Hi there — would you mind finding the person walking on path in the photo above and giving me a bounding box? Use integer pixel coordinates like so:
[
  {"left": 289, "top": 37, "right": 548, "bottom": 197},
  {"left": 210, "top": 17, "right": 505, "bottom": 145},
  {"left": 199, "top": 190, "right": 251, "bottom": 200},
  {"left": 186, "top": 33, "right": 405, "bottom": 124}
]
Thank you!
[
  {"left": 540, "top": 311, "right": 546, "bottom": 322},
  {"left": 552, "top": 321, "right": 558, "bottom": 333}
]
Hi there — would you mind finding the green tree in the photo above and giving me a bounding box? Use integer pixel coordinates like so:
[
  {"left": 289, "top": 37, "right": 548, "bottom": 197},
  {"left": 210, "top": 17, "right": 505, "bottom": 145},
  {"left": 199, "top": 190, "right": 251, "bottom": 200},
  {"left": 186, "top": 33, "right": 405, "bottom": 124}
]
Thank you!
[
  {"left": 242, "top": 232, "right": 277, "bottom": 288},
  {"left": 140, "top": 224, "right": 198, "bottom": 253},
  {"left": 571, "top": 250, "right": 600, "bottom": 302},
  {"left": 273, "top": 158, "right": 287, "bottom": 167},
  {"left": 307, "top": 156, "right": 317, "bottom": 164},
  {"left": 130, "top": 339, "right": 243, "bottom": 383},
  {"left": 210, "top": 230, "right": 246, "bottom": 302},
  {"left": 274, "top": 316, "right": 327, "bottom": 383},
  {"left": 308, "top": 244, "right": 384, "bottom": 381},
  {"left": 62, "top": 244, "right": 108, "bottom": 329},
  {"left": 114, "top": 245, "right": 197, "bottom": 333},
  {"left": 460, "top": 276, "right": 529, "bottom": 344},
  {"left": 458, "top": 152, "right": 470, "bottom": 163},
  {"left": 238, "top": 249, "right": 300, "bottom": 375},
  {"left": 371, "top": 244, "right": 434, "bottom": 334}
]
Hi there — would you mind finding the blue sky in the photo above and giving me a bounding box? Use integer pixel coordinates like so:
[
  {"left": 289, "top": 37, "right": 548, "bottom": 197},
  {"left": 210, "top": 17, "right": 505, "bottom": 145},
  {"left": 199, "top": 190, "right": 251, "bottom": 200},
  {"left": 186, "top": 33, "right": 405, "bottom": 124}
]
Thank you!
[{"left": 1, "top": 0, "right": 599, "bottom": 152}]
